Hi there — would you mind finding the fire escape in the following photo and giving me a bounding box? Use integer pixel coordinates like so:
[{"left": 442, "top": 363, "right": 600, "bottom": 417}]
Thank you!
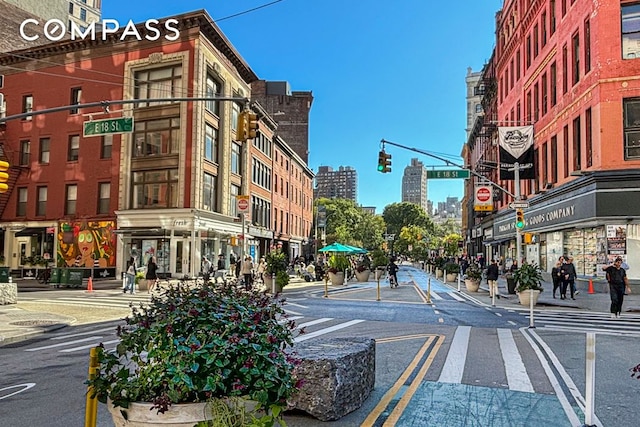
[{"left": 0, "top": 124, "right": 25, "bottom": 218}]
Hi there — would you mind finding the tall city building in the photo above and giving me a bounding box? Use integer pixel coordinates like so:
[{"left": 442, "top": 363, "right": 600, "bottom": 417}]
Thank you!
[
  {"left": 401, "top": 158, "right": 428, "bottom": 212},
  {"left": 465, "top": 67, "right": 484, "bottom": 139},
  {"left": 314, "top": 166, "right": 357, "bottom": 202},
  {"left": 1, "top": 0, "right": 101, "bottom": 29}
]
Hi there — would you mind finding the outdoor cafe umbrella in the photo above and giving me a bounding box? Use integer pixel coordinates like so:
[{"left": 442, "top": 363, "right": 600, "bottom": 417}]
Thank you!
[
  {"left": 318, "top": 242, "right": 354, "bottom": 253},
  {"left": 343, "top": 244, "right": 367, "bottom": 254}
]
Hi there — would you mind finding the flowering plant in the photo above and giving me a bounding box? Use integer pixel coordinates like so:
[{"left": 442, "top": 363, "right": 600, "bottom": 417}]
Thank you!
[{"left": 87, "top": 281, "right": 302, "bottom": 417}]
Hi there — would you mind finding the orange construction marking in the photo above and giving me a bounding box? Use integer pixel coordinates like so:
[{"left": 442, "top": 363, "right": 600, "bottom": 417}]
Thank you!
[
  {"left": 588, "top": 278, "right": 595, "bottom": 294},
  {"left": 86, "top": 276, "right": 93, "bottom": 293}
]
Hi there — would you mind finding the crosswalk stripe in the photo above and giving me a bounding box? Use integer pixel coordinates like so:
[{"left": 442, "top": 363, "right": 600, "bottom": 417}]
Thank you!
[
  {"left": 539, "top": 324, "right": 640, "bottom": 336},
  {"left": 296, "top": 318, "right": 333, "bottom": 329},
  {"left": 498, "top": 328, "right": 534, "bottom": 393},
  {"left": 294, "top": 319, "right": 365, "bottom": 342},
  {"left": 51, "top": 327, "right": 116, "bottom": 340},
  {"left": 24, "top": 336, "right": 103, "bottom": 352},
  {"left": 438, "top": 326, "right": 471, "bottom": 383},
  {"left": 449, "top": 292, "right": 466, "bottom": 302},
  {"left": 60, "top": 339, "right": 120, "bottom": 353}
]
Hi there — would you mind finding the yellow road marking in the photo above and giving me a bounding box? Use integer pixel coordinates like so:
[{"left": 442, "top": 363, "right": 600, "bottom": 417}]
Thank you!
[
  {"left": 376, "top": 333, "right": 436, "bottom": 344},
  {"left": 362, "top": 334, "right": 444, "bottom": 426}
]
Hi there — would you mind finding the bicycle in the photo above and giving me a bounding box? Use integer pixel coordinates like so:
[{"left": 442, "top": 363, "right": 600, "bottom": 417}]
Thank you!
[
  {"left": 388, "top": 274, "right": 398, "bottom": 288},
  {"left": 36, "top": 267, "right": 51, "bottom": 285}
]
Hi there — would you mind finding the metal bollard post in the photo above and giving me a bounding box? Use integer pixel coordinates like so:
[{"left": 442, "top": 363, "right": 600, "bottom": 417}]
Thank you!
[
  {"left": 528, "top": 289, "right": 536, "bottom": 328},
  {"left": 84, "top": 347, "right": 100, "bottom": 427},
  {"left": 427, "top": 277, "right": 432, "bottom": 304},
  {"left": 323, "top": 275, "right": 329, "bottom": 298},
  {"left": 376, "top": 274, "right": 381, "bottom": 301},
  {"left": 584, "top": 332, "right": 596, "bottom": 427},
  {"left": 457, "top": 271, "right": 461, "bottom": 292}
]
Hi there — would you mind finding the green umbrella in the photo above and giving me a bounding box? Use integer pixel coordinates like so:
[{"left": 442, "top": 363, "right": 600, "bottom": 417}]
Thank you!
[
  {"left": 343, "top": 244, "right": 367, "bottom": 254},
  {"left": 318, "top": 242, "right": 354, "bottom": 253}
]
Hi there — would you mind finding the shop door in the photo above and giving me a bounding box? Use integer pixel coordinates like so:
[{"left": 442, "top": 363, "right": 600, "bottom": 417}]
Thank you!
[{"left": 175, "top": 241, "right": 191, "bottom": 275}]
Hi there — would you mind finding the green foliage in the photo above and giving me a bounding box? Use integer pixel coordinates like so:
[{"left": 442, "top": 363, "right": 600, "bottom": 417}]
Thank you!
[
  {"left": 441, "top": 233, "right": 463, "bottom": 256},
  {"left": 87, "top": 282, "right": 301, "bottom": 417},
  {"left": 316, "top": 198, "right": 385, "bottom": 250},
  {"left": 382, "top": 202, "right": 433, "bottom": 237},
  {"left": 443, "top": 262, "right": 460, "bottom": 274},
  {"left": 370, "top": 249, "right": 389, "bottom": 269},
  {"left": 514, "top": 263, "right": 544, "bottom": 292},
  {"left": 328, "top": 254, "right": 350, "bottom": 273},
  {"left": 465, "top": 264, "right": 483, "bottom": 280},
  {"left": 275, "top": 270, "right": 289, "bottom": 290},
  {"left": 433, "top": 256, "right": 447, "bottom": 269},
  {"left": 264, "top": 250, "right": 287, "bottom": 276},
  {"left": 397, "top": 225, "right": 432, "bottom": 259},
  {"left": 135, "top": 271, "right": 145, "bottom": 285}
]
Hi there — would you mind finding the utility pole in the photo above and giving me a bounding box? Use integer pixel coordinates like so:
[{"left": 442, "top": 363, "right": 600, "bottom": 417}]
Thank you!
[{"left": 511, "top": 162, "right": 522, "bottom": 266}]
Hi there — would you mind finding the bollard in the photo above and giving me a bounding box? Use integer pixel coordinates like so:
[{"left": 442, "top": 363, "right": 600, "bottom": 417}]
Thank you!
[
  {"left": 427, "top": 277, "right": 432, "bottom": 304},
  {"left": 85, "top": 347, "right": 100, "bottom": 427},
  {"left": 583, "top": 332, "right": 596, "bottom": 427},
  {"left": 324, "top": 275, "right": 329, "bottom": 298},
  {"left": 528, "top": 289, "right": 536, "bottom": 328},
  {"left": 376, "top": 275, "right": 381, "bottom": 302}
]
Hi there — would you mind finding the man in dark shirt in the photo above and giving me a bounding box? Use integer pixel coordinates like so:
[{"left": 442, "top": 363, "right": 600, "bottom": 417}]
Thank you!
[
  {"left": 486, "top": 259, "right": 500, "bottom": 299},
  {"left": 560, "top": 257, "right": 577, "bottom": 300},
  {"left": 603, "top": 257, "right": 631, "bottom": 318}
]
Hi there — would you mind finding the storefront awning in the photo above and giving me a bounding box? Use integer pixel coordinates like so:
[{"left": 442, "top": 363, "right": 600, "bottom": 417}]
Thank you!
[{"left": 15, "top": 227, "right": 46, "bottom": 237}]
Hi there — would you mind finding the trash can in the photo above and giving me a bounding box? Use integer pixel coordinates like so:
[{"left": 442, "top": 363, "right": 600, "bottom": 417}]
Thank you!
[
  {"left": 59, "top": 269, "right": 70, "bottom": 286},
  {"left": 67, "top": 269, "right": 84, "bottom": 288},
  {"left": 0, "top": 266, "right": 10, "bottom": 282},
  {"left": 506, "top": 273, "right": 517, "bottom": 294},
  {"left": 49, "top": 268, "right": 61, "bottom": 286}
]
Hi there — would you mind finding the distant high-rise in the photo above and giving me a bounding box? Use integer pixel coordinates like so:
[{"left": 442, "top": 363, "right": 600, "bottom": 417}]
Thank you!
[
  {"left": 402, "top": 158, "right": 428, "bottom": 212},
  {"left": 314, "top": 166, "right": 357, "bottom": 202},
  {"left": 2, "top": 0, "right": 102, "bottom": 29}
]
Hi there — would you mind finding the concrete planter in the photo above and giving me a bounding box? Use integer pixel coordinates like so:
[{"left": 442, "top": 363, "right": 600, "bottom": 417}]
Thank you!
[
  {"left": 464, "top": 279, "right": 480, "bottom": 292},
  {"left": 445, "top": 273, "right": 458, "bottom": 283},
  {"left": 517, "top": 289, "right": 541, "bottom": 306},
  {"left": 328, "top": 271, "right": 345, "bottom": 286},
  {"left": 435, "top": 268, "right": 444, "bottom": 279},
  {"left": 355, "top": 270, "right": 370, "bottom": 282}
]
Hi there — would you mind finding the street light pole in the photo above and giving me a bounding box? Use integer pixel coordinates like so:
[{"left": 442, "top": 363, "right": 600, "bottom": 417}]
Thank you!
[{"left": 513, "top": 162, "right": 522, "bottom": 266}]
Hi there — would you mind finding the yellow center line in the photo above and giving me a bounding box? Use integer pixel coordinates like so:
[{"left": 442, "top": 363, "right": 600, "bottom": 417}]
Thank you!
[{"left": 362, "top": 334, "right": 444, "bottom": 426}]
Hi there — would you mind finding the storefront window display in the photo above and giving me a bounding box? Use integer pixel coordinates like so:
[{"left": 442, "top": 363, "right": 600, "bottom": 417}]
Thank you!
[{"left": 562, "top": 227, "right": 603, "bottom": 276}]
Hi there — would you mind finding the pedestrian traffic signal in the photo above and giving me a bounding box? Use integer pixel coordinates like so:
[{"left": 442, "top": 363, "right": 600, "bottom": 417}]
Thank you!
[
  {"left": 236, "top": 111, "right": 247, "bottom": 141},
  {"left": 377, "top": 150, "right": 391, "bottom": 173},
  {"left": 515, "top": 209, "right": 525, "bottom": 230},
  {"left": 0, "top": 160, "right": 9, "bottom": 193},
  {"left": 246, "top": 112, "right": 258, "bottom": 139}
]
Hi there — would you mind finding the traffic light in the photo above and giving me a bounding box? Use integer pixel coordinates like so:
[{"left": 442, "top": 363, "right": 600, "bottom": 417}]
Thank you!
[
  {"left": 0, "top": 160, "right": 9, "bottom": 193},
  {"left": 377, "top": 150, "right": 391, "bottom": 173},
  {"left": 246, "top": 112, "right": 258, "bottom": 139},
  {"left": 515, "top": 209, "right": 525, "bottom": 230},
  {"left": 236, "top": 111, "right": 247, "bottom": 141}
]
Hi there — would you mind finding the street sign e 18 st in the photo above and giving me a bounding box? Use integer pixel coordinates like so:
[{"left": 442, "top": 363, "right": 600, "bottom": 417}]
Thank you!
[
  {"left": 83, "top": 117, "right": 134, "bottom": 137},
  {"left": 427, "top": 169, "right": 470, "bottom": 179}
]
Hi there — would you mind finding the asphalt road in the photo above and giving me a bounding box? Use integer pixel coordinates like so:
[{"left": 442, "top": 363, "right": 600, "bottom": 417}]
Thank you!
[{"left": 2, "top": 267, "right": 640, "bottom": 426}]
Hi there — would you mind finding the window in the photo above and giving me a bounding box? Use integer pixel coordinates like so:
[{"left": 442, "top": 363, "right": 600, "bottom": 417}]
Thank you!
[
  {"left": 203, "top": 173, "right": 217, "bottom": 211},
  {"left": 541, "top": 73, "right": 548, "bottom": 116},
  {"left": 573, "top": 116, "right": 581, "bottom": 171},
  {"left": 623, "top": 98, "right": 640, "bottom": 159},
  {"left": 550, "top": 0, "right": 556, "bottom": 34},
  {"left": 69, "top": 2, "right": 74, "bottom": 14},
  {"left": 68, "top": 135, "right": 80, "bottom": 161},
  {"left": 231, "top": 142, "right": 241, "bottom": 174},
  {"left": 572, "top": 32, "right": 580, "bottom": 85},
  {"left": 231, "top": 103, "right": 241, "bottom": 134},
  {"left": 205, "top": 74, "right": 221, "bottom": 115},
  {"left": 526, "top": 90, "right": 532, "bottom": 121},
  {"left": 509, "top": 60, "right": 514, "bottom": 89},
  {"left": 251, "top": 196, "right": 271, "bottom": 228},
  {"left": 622, "top": 4, "right": 640, "bottom": 59},
  {"left": 65, "top": 184, "right": 77, "bottom": 215},
  {"left": 19, "top": 140, "right": 30, "bottom": 166},
  {"left": 563, "top": 125, "right": 569, "bottom": 178},
  {"left": 562, "top": 0, "right": 567, "bottom": 17},
  {"left": 39, "top": 137, "right": 50, "bottom": 164},
  {"left": 584, "top": 18, "right": 591, "bottom": 72},
  {"left": 101, "top": 134, "right": 112, "bottom": 159},
  {"left": 70, "top": 87, "right": 81, "bottom": 114},
  {"left": 551, "top": 135, "right": 558, "bottom": 183},
  {"left": 132, "top": 169, "right": 179, "bottom": 209},
  {"left": 562, "top": 44, "right": 568, "bottom": 94},
  {"left": 204, "top": 123, "right": 218, "bottom": 163},
  {"left": 134, "top": 65, "right": 182, "bottom": 107},
  {"left": 80, "top": 8, "right": 87, "bottom": 21},
  {"left": 550, "top": 61, "right": 557, "bottom": 106},
  {"left": 533, "top": 24, "right": 539, "bottom": 58},
  {"left": 526, "top": 35, "right": 532, "bottom": 68},
  {"left": 22, "top": 95, "right": 33, "bottom": 120},
  {"left": 98, "top": 182, "right": 110, "bottom": 214},
  {"left": 585, "top": 108, "right": 593, "bottom": 167},
  {"left": 533, "top": 82, "right": 539, "bottom": 121},
  {"left": 541, "top": 11, "right": 547, "bottom": 47},
  {"left": 230, "top": 184, "right": 240, "bottom": 217},
  {"left": 516, "top": 49, "right": 521, "bottom": 81},
  {"left": 16, "top": 188, "right": 27, "bottom": 217},
  {"left": 36, "top": 186, "right": 47, "bottom": 216},
  {"left": 542, "top": 142, "right": 548, "bottom": 185},
  {"left": 133, "top": 118, "right": 180, "bottom": 157}
]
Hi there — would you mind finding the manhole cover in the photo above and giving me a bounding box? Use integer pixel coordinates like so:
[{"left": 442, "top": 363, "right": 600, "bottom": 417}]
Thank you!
[{"left": 10, "top": 320, "right": 64, "bottom": 327}]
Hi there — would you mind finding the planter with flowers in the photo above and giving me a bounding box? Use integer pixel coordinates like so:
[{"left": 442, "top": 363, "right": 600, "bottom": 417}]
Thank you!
[
  {"left": 464, "top": 264, "right": 482, "bottom": 292},
  {"left": 87, "top": 281, "right": 301, "bottom": 426},
  {"left": 355, "top": 256, "right": 371, "bottom": 282},
  {"left": 264, "top": 249, "right": 289, "bottom": 293},
  {"left": 443, "top": 262, "right": 460, "bottom": 283},
  {"left": 514, "top": 262, "right": 544, "bottom": 306},
  {"left": 327, "top": 254, "right": 350, "bottom": 286}
]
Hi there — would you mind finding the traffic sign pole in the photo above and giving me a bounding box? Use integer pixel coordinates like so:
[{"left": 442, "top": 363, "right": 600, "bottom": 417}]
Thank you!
[{"left": 514, "top": 162, "right": 522, "bottom": 267}]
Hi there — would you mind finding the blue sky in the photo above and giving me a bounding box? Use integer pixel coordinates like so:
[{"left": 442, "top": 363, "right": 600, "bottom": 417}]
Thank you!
[{"left": 103, "top": 0, "right": 503, "bottom": 212}]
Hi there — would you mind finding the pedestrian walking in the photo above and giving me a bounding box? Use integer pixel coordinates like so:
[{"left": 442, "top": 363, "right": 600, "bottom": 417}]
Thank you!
[
  {"left": 486, "top": 259, "right": 500, "bottom": 299},
  {"left": 201, "top": 256, "right": 212, "bottom": 281},
  {"left": 551, "top": 259, "right": 563, "bottom": 298},
  {"left": 241, "top": 255, "right": 254, "bottom": 290},
  {"left": 124, "top": 256, "right": 136, "bottom": 294},
  {"left": 603, "top": 257, "right": 632, "bottom": 318},
  {"left": 146, "top": 256, "right": 158, "bottom": 293},
  {"left": 257, "top": 257, "right": 266, "bottom": 283},
  {"left": 560, "top": 257, "right": 577, "bottom": 300}
]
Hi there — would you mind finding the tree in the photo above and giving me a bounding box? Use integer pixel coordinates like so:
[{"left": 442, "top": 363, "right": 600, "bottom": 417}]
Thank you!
[
  {"left": 382, "top": 202, "right": 433, "bottom": 237},
  {"left": 353, "top": 212, "right": 386, "bottom": 250},
  {"left": 315, "top": 198, "right": 386, "bottom": 250},
  {"left": 397, "top": 225, "right": 431, "bottom": 259}
]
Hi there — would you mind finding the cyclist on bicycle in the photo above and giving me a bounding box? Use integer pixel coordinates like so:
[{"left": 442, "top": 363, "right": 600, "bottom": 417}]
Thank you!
[{"left": 387, "top": 258, "right": 399, "bottom": 288}]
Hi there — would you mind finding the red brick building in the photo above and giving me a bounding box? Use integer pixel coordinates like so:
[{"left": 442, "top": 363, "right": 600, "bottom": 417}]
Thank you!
[
  {"left": 465, "top": 0, "right": 640, "bottom": 279},
  {"left": 0, "top": 10, "right": 313, "bottom": 278}
]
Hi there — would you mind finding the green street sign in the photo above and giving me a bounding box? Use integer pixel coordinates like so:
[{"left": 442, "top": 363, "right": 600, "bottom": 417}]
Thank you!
[
  {"left": 427, "top": 169, "right": 470, "bottom": 179},
  {"left": 83, "top": 117, "right": 134, "bottom": 137}
]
